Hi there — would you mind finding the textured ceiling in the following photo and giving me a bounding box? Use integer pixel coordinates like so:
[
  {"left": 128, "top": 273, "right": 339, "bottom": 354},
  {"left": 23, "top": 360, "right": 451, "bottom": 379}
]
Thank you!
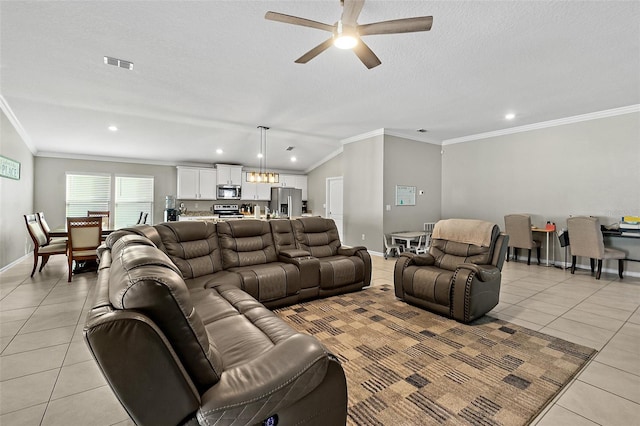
[{"left": 1, "top": 1, "right": 639, "bottom": 172}]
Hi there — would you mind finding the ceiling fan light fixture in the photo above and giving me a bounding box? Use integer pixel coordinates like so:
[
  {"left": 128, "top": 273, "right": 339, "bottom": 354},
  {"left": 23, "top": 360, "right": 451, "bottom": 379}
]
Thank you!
[{"left": 333, "top": 21, "right": 358, "bottom": 49}]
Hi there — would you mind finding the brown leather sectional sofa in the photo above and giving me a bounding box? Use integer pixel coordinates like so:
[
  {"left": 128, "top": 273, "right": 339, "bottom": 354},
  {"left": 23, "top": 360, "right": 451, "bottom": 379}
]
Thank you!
[{"left": 84, "top": 217, "right": 371, "bottom": 426}]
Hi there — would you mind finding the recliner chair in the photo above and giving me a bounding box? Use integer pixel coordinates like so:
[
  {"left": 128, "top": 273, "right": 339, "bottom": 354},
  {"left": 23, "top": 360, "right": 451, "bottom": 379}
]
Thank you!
[{"left": 394, "top": 218, "right": 509, "bottom": 323}]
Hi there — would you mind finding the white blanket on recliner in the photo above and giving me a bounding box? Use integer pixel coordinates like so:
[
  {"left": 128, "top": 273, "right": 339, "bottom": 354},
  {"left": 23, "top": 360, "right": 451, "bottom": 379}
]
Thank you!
[{"left": 431, "top": 219, "right": 496, "bottom": 247}]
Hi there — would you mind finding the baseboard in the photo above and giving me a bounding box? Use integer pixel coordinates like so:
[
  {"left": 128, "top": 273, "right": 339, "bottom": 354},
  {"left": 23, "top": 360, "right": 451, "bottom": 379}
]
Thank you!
[
  {"left": 0, "top": 252, "right": 31, "bottom": 273},
  {"left": 509, "top": 255, "right": 640, "bottom": 278}
]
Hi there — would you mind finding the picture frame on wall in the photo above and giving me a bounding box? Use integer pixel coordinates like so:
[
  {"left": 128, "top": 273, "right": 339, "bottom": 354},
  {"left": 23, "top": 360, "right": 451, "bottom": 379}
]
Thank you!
[
  {"left": 0, "top": 155, "right": 20, "bottom": 180},
  {"left": 395, "top": 185, "right": 416, "bottom": 206}
]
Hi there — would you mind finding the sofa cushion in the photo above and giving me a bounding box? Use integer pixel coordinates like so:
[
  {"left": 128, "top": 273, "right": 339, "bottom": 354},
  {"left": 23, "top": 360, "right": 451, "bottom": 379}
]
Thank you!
[
  {"left": 108, "top": 235, "right": 223, "bottom": 393},
  {"left": 318, "top": 255, "right": 366, "bottom": 289},
  {"left": 217, "top": 220, "right": 278, "bottom": 268},
  {"left": 293, "top": 217, "right": 341, "bottom": 258},
  {"left": 228, "top": 263, "right": 301, "bottom": 302},
  {"left": 155, "top": 221, "right": 223, "bottom": 279},
  {"left": 429, "top": 224, "right": 499, "bottom": 271}
]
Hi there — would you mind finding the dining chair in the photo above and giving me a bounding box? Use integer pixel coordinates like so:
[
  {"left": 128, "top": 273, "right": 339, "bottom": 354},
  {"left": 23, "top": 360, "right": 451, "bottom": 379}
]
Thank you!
[
  {"left": 424, "top": 222, "right": 436, "bottom": 250},
  {"left": 566, "top": 216, "right": 624, "bottom": 280},
  {"left": 24, "top": 214, "right": 67, "bottom": 277},
  {"left": 67, "top": 216, "right": 102, "bottom": 282},
  {"left": 383, "top": 234, "right": 403, "bottom": 259},
  {"left": 87, "top": 210, "right": 110, "bottom": 229},
  {"left": 504, "top": 214, "right": 541, "bottom": 265},
  {"left": 36, "top": 211, "right": 67, "bottom": 245},
  {"left": 408, "top": 235, "right": 428, "bottom": 255},
  {"left": 136, "top": 211, "right": 149, "bottom": 224}
]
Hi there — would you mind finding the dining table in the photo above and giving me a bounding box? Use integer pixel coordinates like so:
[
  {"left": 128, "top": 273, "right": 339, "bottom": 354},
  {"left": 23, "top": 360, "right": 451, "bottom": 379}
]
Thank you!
[
  {"left": 391, "top": 231, "right": 426, "bottom": 250},
  {"left": 49, "top": 227, "right": 115, "bottom": 238}
]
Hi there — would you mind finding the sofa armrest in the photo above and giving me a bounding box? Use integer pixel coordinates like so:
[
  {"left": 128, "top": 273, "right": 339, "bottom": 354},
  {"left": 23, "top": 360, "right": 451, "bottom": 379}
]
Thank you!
[
  {"left": 198, "top": 334, "right": 332, "bottom": 423},
  {"left": 412, "top": 253, "right": 436, "bottom": 266},
  {"left": 456, "top": 263, "right": 500, "bottom": 282},
  {"left": 337, "top": 246, "right": 367, "bottom": 256},
  {"left": 278, "top": 249, "right": 311, "bottom": 258}
]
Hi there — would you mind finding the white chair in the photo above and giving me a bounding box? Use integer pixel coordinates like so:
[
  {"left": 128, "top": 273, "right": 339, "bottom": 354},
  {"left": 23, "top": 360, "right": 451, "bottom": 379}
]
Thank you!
[
  {"left": 383, "top": 234, "right": 403, "bottom": 259},
  {"left": 424, "top": 222, "right": 436, "bottom": 250},
  {"left": 408, "top": 235, "right": 428, "bottom": 255}
]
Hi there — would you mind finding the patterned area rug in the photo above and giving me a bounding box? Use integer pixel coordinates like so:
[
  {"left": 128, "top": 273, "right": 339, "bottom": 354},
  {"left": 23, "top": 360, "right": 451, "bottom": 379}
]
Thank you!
[{"left": 274, "top": 286, "right": 596, "bottom": 426}]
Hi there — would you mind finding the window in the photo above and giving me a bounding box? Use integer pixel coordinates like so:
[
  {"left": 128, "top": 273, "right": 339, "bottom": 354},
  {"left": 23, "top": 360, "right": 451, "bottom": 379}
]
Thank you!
[
  {"left": 115, "top": 176, "right": 154, "bottom": 228},
  {"left": 66, "top": 173, "right": 154, "bottom": 229},
  {"left": 66, "top": 173, "right": 111, "bottom": 218}
]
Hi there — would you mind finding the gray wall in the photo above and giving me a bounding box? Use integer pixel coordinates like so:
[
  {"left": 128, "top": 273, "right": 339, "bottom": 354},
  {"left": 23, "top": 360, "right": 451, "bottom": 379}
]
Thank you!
[
  {"left": 0, "top": 109, "right": 35, "bottom": 269},
  {"left": 383, "top": 135, "right": 442, "bottom": 236},
  {"left": 34, "top": 157, "right": 177, "bottom": 229},
  {"left": 306, "top": 152, "right": 343, "bottom": 216},
  {"left": 442, "top": 112, "right": 640, "bottom": 273},
  {"left": 343, "top": 135, "right": 384, "bottom": 251}
]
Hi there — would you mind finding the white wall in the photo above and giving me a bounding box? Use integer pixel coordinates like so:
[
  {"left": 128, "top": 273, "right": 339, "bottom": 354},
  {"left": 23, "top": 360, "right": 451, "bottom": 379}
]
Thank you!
[
  {"left": 441, "top": 111, "right": 640, "bottom": 273},
  {"left": 0, "top": 109, "right": 35, "bottom": 269}
]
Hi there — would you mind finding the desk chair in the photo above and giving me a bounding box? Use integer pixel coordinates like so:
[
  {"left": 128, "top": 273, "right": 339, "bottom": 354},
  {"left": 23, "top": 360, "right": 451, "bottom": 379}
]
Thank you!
[
  {"left": 87, "top": 210, "right": 110, "bottom": 229},
  {"left": 24, "top": 214, "right": 67, "bottom": 277},
  {"left": 383, "top": 234, "right": 403, "bottom": 259},
  {"left": 504, "top": 214, "right": 541, "bottom": 265},
  {"left": 566, "top": 216, "right": 624, "bottom": 280},
  {"left": 67, "top": 216, "right": 102, "bottom": 282}
]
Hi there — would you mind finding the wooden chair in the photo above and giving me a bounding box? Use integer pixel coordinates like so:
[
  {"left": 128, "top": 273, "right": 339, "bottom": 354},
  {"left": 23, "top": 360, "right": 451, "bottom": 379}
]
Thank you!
[
  {"left": 24, "top": 214, "right": 67, "bottom": 277},
  {"left": 408, "top": 234, "right": 428, "bottom": 255},
  {"left": 67, "top": 216, "right": 102, "bottom": 282},
  {"left": 567, "top": 216, "right": 624, "bottom": 279},
  {"left": 36, "top": 211, "right": 67, "bottom": 245},
  {"left": 136, "top": 211, "right": 149, "bottom": 224},
  {"left": 383, "top": 234, "right": 403, "bottom": 259},
  {"left": 87, "top": 210, "right": 110, "bottom": 229}
]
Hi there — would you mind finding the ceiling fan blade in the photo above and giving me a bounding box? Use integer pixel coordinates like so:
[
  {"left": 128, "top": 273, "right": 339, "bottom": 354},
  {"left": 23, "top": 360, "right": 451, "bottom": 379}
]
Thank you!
[
  {"left": 265, "top": 11, "right": 334, "bottom": 32},
  {"left": 353, "top": 39, "right": 381, "bottom": 69},
  {"left": 341, "top": 0, "right": 365, "bottom": 25},
  {"left": 295, "top": 38, "right": 335, "bottom": 64},
  {"left": 359, "top": 16, "right": 433, "bottom": 36}
]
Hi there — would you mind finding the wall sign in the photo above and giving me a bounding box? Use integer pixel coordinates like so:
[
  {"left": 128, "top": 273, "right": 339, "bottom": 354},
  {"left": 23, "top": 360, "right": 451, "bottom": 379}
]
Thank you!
[
  {"left": 395, "top": 185, "right": 416, "bottom": 206},
  {"left": 0, "top": 155, "right": 20, "bottom": 180}
]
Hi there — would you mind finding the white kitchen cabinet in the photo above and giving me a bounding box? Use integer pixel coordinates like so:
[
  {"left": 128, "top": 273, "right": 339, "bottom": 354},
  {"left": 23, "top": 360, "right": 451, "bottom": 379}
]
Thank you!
[
  {"left": 177, "top": 167, "right": 217, "bottom": 200},
  {"left": 279, "top": 174, "right": 307, "bottom": 200},
  {"left": 241, "top": 172, "right": 272, "bottom": 201},
  {"left": 216, "top": 164, "right": 243, "bottom": 185}
]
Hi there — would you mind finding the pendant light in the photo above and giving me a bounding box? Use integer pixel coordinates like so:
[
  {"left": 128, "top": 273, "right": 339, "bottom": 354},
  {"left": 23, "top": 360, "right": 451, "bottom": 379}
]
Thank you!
[{"left": 247, "top": 126, "right": 279, "bottom": 184}]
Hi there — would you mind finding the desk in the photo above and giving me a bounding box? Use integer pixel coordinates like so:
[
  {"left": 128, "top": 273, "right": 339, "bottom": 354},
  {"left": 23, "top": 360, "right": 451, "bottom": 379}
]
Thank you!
[
  {"left": 531, "top": 228, "right": 556, "bottom": 267},
  {"left": 391, "top": 231, "right": 426, "bottom": 249},
  {"left": 603, "top": 230, "right": 640, "bottom": 262}
]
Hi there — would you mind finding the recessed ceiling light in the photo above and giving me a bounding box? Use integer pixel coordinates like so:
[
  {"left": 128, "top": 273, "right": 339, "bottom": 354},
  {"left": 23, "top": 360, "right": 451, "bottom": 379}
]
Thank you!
[
  {"left": 216, "top": 148, "right": 223, "bottom": 154},
  {"left": 505, "top": 113, "right": 516, "bottom": 120},
  {"left": 290, "top": 156, "right": 297, "bottom": 162},
  {"left": 257, "top": 153, "right": 263, "bottom": 158},
  {"left": 108, "top": 125, "right": 118, "bottom": 132}
]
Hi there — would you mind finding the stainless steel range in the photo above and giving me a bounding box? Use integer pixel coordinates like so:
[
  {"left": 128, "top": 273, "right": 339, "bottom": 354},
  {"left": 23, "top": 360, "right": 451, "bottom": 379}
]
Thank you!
[{"left": 213, "top": 204, "right": 244, "bottom": 219}]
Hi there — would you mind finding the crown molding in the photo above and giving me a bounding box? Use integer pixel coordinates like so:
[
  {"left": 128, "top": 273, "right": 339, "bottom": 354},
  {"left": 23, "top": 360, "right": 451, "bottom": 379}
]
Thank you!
[
  {"left": 0, "top": 95, "right": 37, "bottom": 155},
  {"left": 341, "top": 128, "right": 385, "bottom": 145},
  {"left": 442, "top": 104, "right": 640, "bottom": 145},
  {"left": 36, "top": 151, "right": 178, "bottom": 167},
  {"left": 383, "top": 129, "right": 442, "bottom": 145},
  {"left": 305, "top": 146, "right": 343, "bottom": 173}
]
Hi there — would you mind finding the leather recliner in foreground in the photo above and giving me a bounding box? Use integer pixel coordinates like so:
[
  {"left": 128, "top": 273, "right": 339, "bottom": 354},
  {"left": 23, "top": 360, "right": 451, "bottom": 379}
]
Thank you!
[{"left": 394, "top": 218, "right": 509, "bottom": 323}]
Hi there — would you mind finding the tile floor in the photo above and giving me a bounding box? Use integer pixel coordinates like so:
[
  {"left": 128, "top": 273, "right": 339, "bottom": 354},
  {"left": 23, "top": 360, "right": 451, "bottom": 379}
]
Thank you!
[{"left": 1, "top": 253, "right": 639, "bottom": 425}]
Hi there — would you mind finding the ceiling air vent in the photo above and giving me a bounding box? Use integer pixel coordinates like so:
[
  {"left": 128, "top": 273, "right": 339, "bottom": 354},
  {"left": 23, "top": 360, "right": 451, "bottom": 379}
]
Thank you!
[
  {"left": 286, "top": 146, "right": 295, "bottom": 151},
  {"left": 103, "top": 56, "right": 134, "bottom": 70}
]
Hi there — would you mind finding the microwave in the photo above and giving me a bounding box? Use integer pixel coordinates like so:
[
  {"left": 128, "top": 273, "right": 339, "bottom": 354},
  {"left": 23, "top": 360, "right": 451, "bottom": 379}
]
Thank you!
[{"left": 217, "top": 185, "right": 241, "bottom": 200}]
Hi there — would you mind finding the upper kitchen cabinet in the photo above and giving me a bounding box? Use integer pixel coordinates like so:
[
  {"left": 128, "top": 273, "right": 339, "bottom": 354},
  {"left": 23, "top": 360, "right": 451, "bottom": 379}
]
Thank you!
[
  {"left": 216, "top": 164, "right": 243, "bottom": 186},
  {"left": 241, "top": 172, "right": 271, "bottom": 200},
  {"left": 279, "top": 174, "right": 308, "bottom": 200},
  {"left": 177, "top": 167, "right": 217, "bottom": 200}
]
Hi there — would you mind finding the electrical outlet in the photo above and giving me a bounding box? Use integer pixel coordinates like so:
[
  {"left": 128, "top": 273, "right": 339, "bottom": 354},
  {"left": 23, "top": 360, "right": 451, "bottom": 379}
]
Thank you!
[
  {"left": 195, "top": 203, "right": 198, "bottom": 209},
  {"left": 386, "top": 205, "right": 391, "bottom": 211},
  {"left": 362, "top": 234, "right": 366, "bottom": 241}
]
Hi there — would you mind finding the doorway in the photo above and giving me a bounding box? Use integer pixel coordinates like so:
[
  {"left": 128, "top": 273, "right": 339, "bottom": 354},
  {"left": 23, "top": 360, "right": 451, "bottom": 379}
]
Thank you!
[{"left": 326, "top": 176, "right": 344, "bottom": 241}]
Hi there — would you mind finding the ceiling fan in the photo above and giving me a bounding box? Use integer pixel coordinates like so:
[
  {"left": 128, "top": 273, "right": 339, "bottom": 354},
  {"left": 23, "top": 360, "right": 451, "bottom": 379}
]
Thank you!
[{"left": 265, "top": 0, "right": 433, "bottom": 69}]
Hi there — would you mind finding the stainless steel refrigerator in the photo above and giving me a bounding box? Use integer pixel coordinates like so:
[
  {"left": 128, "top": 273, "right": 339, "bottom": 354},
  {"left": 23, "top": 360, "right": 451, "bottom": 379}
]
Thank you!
[{"left": 270, "top": 187, "right": 302, "bottom": 218}]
